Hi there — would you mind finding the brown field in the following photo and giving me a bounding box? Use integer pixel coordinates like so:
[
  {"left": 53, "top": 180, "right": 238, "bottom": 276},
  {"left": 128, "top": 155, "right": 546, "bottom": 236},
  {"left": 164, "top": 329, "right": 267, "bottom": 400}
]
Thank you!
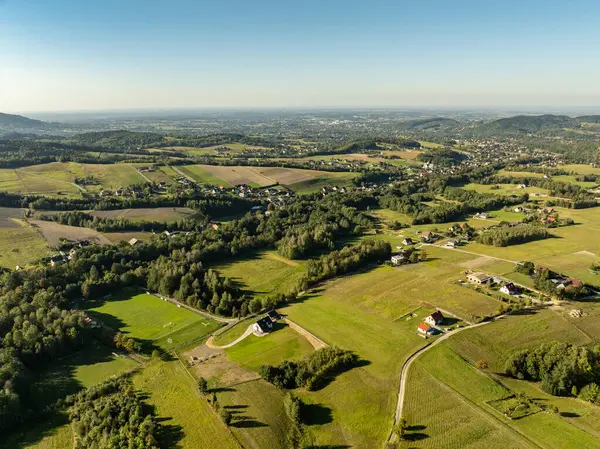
[
  {"left": 250, "top": 167, "right": 314, "bottom": 184},
  {"left": 382, "top": 150, "right": 422, "bottom": 160},
  {"left": 196, "top": 165, "right": 274, "bottom": 186},
  {"left": 102, "top": 231, "right": 155, "bottom": 244},
  {"left": 29, "top": 220, "right": 112, "bottom": 246},
  {"left": 0, "top": 207, "right": 26, "bottom": 228}
]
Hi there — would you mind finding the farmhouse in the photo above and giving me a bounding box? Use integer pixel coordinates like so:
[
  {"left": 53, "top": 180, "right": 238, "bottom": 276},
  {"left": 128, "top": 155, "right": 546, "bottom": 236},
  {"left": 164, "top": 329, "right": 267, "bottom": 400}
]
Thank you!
[
  {"left": 253, "top": 317, "right": 273, "bottom": 334},
  {"left": 425, "top": 310, "right": 444, "bottom": 326},
  {"left": 500, "top": 282, "right": 521, "bottom": 295},
  {"left": 402, "top": 238, "right": 414, "bottom": 245},
  {"left": 467, "top": 272, "right": 492, "bottom": 284},
  {"left": 128, "top": 238, "right": 139, "bottom": 246},
  {"left": 391, "top": 254, "right": 406, "bottom": 265},
  {"left": 421, "top": 231, "right": 437, "bottom": 242},
  {"left": 474, "top": 212, "right": 490, "bottom": 220},
  {"left": 267, "top": 309, "right": 281, "bottom": 321},
  {"left": 417, "top": 323, "right": 435, "bottom": 336},
  {"left": 445, "top": 239, "right": 459, "bottom": 248}
]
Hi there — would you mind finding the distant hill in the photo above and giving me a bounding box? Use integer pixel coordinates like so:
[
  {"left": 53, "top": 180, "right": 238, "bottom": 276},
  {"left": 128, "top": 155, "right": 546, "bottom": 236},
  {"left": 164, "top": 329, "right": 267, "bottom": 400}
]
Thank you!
[
  {"left": 398, "top": 117, "right": 462, "bottom": 132},
  {"left": 474, "top": 114, "right": 579, "bottom": 135},
  {"left": 0, "top": 112, "right": 46, "bottom": 129},
  {"left": 577, "top": 115, "right": 600, "bottom": 124}
]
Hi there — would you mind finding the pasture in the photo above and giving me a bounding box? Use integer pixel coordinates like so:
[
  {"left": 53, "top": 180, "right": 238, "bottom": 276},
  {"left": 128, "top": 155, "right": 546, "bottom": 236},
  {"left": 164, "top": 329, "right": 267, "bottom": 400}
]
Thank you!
[
  {"left": 30, "top": 342, "right": 139, "bottom": 408},
  {"left": 85, "top": 291, "right": 221, "bottom": 351},
  {"left": 461, "top": 206, "right": 600, "bottom": 286},
  {"left": 0, "top": 416, "right": 72, "bottom": 449},
  {"left": 102, "top": 231, "right": 155, "bottom": 244},
  {"left": 462, "top": 182, "right": 551, "bottom": 197},
  {"left": 214, "top": 251, "right": 306, "bottom": 297},
  {"left": 133, "top": 360, "right": 240, "bottom": 449},
  {"left": 0, "top": 219, "right": 50, "bottom": 268},
  {"left": 401, "top": 310, "right": 600, "bottom": 448},
  {"left": 225, "top": 322, "right": 314, "bottom": 371},
  {"left": 0, "top": 162, "right": 149, "bottom": 196}
]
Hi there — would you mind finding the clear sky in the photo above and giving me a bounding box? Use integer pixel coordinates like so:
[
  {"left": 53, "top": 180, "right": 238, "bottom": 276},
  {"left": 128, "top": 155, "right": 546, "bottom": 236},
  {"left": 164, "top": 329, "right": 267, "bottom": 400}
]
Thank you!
[{"left": 1, "top": 0, "right": 599, "bottom": 112}]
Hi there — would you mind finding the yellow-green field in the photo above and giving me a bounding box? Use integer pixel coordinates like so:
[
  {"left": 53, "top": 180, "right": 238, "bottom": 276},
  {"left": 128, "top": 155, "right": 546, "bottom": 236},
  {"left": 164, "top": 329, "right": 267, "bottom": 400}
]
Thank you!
[
  {"left": 0, "top": 219, "right": 51, "bottom": 268},
  {"left": 214, "top": 251, "right": 306, "bottom": 297}
]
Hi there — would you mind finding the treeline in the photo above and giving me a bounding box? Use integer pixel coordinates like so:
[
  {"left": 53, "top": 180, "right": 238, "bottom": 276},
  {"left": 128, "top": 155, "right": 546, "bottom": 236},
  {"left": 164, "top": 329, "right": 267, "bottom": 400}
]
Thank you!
[
  {"left": 505, "top": 342, "right": 600, "bottom": 401},
  {"left": 476, "top": 223, "right": 549, "bottom": 247},
  {"left": 303, "top": 240, "right": 391, "bottom": 284},
  {"left": 46, "top": 211, "right": 203, "bottom": 233},
  {"left": 259, "top": 347, "right": 360, "bottom": 391},
  {"left": 0, "top": 274, "right": 88, "bottom": 431},
  {"left": 378, "top": 185, "right": 525, "bottom": 225},
  {"left": 478, "top": 175, "right": 598, "bottom": 209},
  {"left": 0, "top": 190, "right": 261, "bottom": 216},
  {"left": 64, "top": 377, "right": 159, "bottom": 449}
]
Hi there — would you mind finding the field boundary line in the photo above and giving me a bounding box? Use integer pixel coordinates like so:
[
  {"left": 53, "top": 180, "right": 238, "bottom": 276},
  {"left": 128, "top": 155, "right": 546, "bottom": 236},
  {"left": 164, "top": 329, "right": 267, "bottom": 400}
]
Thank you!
[
  {"left": 389, "top": 315, "right": 508, "bottom": 444},
  {"left": 129, "top": 164, "right": 152, "bottom": 183},
  {"left": 428, "top": 371, "right": 543, "bottom": 449},
  {"left": 284, "top": 318, "right": 328, "bottom": 349},
  {"left": 148, "top": 291, "right": 236, "bottom": 323},
  {"left": 16, "top": 168, "right": 87, "bottom": 193},
  {"left": 172, "top": 351, "right": 244, "bottom": 449}
]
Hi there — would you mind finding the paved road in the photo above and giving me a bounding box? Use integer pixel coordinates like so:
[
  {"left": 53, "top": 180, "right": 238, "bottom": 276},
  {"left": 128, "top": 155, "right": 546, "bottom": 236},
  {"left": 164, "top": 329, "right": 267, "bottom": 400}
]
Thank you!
[{"left": 390, "top": 315, "right": 506, "bottom": 443}]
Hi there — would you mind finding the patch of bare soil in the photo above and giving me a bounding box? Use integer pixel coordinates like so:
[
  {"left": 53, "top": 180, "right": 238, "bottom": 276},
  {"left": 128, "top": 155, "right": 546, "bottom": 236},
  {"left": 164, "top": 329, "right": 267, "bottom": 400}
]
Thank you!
[
  {"left": 28, "top": 220, "right": 112, "bottom": 246},
  {"left": 459, "top": 256, "right": 494, "bottom": 269},
  {"left": 183, "top": 347, "right": 260, "bottom": 386}
]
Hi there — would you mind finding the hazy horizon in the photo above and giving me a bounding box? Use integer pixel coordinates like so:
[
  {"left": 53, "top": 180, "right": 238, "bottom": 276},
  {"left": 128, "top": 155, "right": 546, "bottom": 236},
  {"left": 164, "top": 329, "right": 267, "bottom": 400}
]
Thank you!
[{"left": 2, "top": 0, "right": 600, "bottom": 113}]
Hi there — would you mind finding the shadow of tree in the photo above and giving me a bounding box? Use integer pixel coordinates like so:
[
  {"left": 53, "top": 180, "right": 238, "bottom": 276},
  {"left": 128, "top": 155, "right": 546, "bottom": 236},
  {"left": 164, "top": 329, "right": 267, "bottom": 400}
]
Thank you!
[{"left": 302, "top": 403, "right": 333, "bottom": 425}]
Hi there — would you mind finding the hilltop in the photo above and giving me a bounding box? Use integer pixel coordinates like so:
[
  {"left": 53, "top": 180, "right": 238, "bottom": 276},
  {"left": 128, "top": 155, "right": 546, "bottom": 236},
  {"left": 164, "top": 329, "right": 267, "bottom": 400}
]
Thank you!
[{"left": 0, "top": 112, "right": 46, "bottom": 130}]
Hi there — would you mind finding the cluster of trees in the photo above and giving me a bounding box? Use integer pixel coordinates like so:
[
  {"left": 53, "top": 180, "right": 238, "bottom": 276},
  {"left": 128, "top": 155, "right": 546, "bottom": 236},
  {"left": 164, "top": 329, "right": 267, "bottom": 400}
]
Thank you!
[
  {"left": 147, "top": 257, "right": 243, "bottom": 317},
  {"left": 417, "top": 148, "right": 468, "bottom": 167},
  {"left": 47, "top": 211, "right": 202, "bottom": 233},
  {"left": 533, "top": 267, "right": 586, "bottom": 299},
  {"left": 483, "top": 175, "right": 597, "bottom": 209},
  {"left": 65, "top": 377, "right": 159, "bottom": 449},
  {"left": 504, "top": 342, "right": 600, "bottom": 400},
  {"left": 259, "top": 346, "right": 360, "bottom": 391},
  {"left": 0, "top": 275, "right": 88, "bottom": 431},
  {"left": 303, "top": 240, "right": 391, "bottom": 284},
  {"left": 378, "top": 184, "right": 525, "bottom": 226},
  {"left": 476, "top": 224, "right": 549, "bottom": 247}
]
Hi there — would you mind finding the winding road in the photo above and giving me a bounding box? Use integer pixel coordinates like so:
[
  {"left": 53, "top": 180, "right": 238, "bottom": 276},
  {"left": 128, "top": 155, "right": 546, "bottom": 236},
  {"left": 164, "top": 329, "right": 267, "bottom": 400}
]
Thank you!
[{"left": 390, "top": 314, "right": 506, "bottom": 443}]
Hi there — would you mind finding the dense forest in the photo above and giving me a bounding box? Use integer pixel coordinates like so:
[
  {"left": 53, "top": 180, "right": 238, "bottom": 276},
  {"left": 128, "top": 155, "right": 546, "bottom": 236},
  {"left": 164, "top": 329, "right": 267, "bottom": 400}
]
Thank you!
[
  {"left": 505, "top": 342, "right": 600, "bottom": 401},
  {"left": 476, "top": 223, "right": 549, "bottom": 247}
]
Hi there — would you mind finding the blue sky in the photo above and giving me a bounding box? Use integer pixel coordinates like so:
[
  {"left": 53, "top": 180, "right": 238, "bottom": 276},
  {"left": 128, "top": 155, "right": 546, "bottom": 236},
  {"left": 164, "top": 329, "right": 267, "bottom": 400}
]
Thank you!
[{"left": 1, "top": 0, "right": 599, "bottom": 112}]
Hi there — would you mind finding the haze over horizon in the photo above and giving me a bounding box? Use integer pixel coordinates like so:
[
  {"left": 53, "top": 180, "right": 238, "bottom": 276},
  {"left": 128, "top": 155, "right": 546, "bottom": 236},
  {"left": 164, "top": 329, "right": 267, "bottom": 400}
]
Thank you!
[{"left": 1, "top": 0, "right": 600, "bottom": 113}]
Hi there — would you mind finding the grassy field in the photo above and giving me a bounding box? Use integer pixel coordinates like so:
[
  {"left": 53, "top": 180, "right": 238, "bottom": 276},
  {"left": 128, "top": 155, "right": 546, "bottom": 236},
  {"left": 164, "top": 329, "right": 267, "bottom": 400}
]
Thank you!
[
  {"left": 279, "top": 292, "right": 433, "bottom": 448},
  {"left": 133, "top": 359, "right": 240, "bottom": 449},
  {"left": 177, "top": 165, "right": 234, "bottom": 187},
  {"left": 399, "top": 310, "right": 600, "bottom": 448},
  {"left": 225, "top": 322, "right": 314, "bottom": 371},
  {"left": 29, "top": 219, "right": 112, "bottom": 246},
  {"left": 85, "top": 291, "right": 221, "bottom": 351},
  {"left": 0, "top": 162, "right": 149, "bottom": 197},
  {"left": 0, "top": 416, "right": 72, "bottom": 449},
  {"left": 214, "top": 251, "right": 306, "bottom": 297},
  {"left": 217, "top": 379, "right": 293, "bottom": 449},
  {"left": 0, "top": 219, "right": 51, "bottom": 268},
  {"left": 459, "top": 206, "right": 600, "bottom": 286},
  {"left": 287, "top": 171, "right": 357, "bottom": 194},
  {"left": 30, "top": 341, "right": 139, "bottom": 408},
  {"left": 213, "top": 318, "right": 255, "bottom": 346},
  {"left": 462, "top": 182, "right": 551, "bottom": 197},
  {"left": 102, "top": 230, "right": 155, "bottom": 244}
]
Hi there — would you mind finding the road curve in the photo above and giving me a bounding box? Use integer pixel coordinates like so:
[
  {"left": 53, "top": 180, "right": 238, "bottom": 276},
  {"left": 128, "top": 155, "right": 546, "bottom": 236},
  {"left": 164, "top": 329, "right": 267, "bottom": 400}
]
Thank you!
[
  {"left": 206, "top": 325, "right": 254, "bottom": 349},
  {"left": 390, "top": 316, "right": 506, "bottom": 443}
]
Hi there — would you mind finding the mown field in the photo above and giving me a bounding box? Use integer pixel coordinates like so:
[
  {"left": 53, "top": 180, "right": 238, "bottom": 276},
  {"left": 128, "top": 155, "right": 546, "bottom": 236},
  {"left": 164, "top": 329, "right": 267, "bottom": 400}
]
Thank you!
[
  {"left": 0, "top": 162, "right": 147, "bottom": 196},
  {"left": 30, "top": 341, "right": 140, "bottom": 408},
  {"left": 400, "top": 309, "right": 600, "bottom": 448},
  {"left": 133, "top": 359, "right": 240, "bottom": 449},
  {"left": 214, "top": 251, "right": 306, "bottom": 298},
  {"left": 90, "top": 206, "right": 199, "bottom": 222},
  {"left": 0, "top": 219, "right": 51, "bottom": 268},
  {"left": 85, "top": 291, "right": 221, "bottom": 351}
]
